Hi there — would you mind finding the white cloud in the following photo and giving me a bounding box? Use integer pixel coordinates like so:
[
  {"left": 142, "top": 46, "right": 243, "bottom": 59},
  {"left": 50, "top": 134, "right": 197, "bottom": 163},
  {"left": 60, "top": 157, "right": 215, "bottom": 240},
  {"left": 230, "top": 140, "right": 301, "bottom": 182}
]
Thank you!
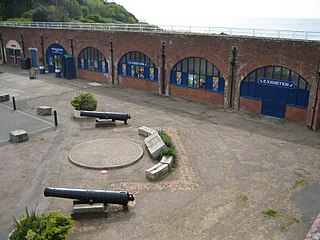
[{"left": 115, "top": 0, "right": 320, "bottom": 26}]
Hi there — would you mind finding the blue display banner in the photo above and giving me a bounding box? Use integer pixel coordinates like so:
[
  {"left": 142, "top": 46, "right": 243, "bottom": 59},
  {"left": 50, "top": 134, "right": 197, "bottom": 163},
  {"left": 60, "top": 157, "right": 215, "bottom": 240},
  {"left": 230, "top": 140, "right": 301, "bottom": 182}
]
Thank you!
[
  {"left": 127, "top": 60, "right": 147, "bottom": 67},
  {"left": 258, "top": 77, "right": 294, "bottom": 89},
  {"left": 51, "top": 47, "right": 64, "bottom": 55}
]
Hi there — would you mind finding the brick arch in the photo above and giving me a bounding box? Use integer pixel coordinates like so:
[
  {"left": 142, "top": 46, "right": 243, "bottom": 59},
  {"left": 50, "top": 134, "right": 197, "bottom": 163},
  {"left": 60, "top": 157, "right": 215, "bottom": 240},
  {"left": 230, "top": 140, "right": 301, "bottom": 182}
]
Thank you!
[
  {"left": 77, "top": 46, "right": 108, "bottom": 60},
  {"left": 237, "top": 59, "right": 313, "bottom": 88},
  {"left": 118, "top": 50, "right": 158, "bottom": 69},
  {"left": 169, "top": 54, "right": 227, "bottom": 79},
  {"left": 170, "top": 55, "right": 227, "bottom": 79}
]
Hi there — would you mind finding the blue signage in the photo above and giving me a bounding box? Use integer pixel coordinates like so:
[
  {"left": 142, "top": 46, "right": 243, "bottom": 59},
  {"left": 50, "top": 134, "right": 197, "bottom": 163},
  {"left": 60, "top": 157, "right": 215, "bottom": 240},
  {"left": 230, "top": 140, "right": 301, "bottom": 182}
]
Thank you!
[
  {"left": 51, "top": 47, "right": 64, "bottom": 55},
  {"left": 127, "top": 60, "right": 147, "bottom": 67},
  {"left": 258, "top": 77, "right": 294, "bottom": 89}
]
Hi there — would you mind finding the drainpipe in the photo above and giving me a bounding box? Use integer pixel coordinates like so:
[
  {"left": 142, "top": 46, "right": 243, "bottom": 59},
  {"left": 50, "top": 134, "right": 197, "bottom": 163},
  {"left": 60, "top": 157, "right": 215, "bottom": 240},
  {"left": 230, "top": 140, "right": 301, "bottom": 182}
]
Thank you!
[
  {"left": 40, "top": 35, "right": 45, "bottom": 67},
  {"left": 0, "top": 33, "right": 6, "bottom": 64},
  {"left": 110, "top": 38, "right": 114, "bottom": 84},
  {"left": 161, "top": 41, "right": 166, "bottom": 95},
  {"left": 229, "top": 47, "right": 237, "bottom": 108},
  {"left": 310, "top": 57, "right": 320, "bottom": 130},
  {"left": 20, "top": 34, "right": 25, "bottom": 58},
  {"left": 70, "top": 35, "right": 74, "bottom": 56}
]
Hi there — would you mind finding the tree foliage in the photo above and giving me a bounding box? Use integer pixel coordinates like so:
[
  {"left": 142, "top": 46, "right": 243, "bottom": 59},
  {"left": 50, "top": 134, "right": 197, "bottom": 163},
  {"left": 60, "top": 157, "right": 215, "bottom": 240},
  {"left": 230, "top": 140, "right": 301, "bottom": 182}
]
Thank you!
[{"left": 1, "top": 0, "right": 138, "bottom": 23}]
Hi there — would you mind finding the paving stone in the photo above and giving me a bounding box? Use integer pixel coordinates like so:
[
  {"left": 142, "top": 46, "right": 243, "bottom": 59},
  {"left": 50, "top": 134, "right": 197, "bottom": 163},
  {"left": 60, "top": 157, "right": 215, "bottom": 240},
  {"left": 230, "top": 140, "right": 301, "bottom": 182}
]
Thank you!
[
  {"left": 37, "top": 106, "right": 52, "bottom": 115},
  {"left": 144, "top": 133, "right": 166, "bottom": 159},
  {"left": 9, "top": 129, "right": 29, "bottom": 143}
]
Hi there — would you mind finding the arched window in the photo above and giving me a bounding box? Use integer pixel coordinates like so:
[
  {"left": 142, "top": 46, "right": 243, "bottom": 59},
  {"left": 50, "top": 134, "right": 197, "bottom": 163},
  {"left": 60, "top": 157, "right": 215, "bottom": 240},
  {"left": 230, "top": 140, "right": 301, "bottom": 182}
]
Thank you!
[
  {"left": 118, "top": 51, "right": 158, "bottom": 81},
  {"left": 240, "top": 66, "right": 310, "bottom": 108},
  {"left": 78, "top": 47, "right": 108, "bottom": 73},
  {"left": 170, "top": 57, "right": 225, "bottom": 92}
]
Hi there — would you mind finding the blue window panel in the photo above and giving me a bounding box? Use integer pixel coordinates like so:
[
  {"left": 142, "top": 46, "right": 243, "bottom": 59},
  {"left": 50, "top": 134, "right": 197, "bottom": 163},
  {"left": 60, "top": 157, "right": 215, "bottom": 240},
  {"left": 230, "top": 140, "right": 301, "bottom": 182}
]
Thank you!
[
  {"left": 296, "top": 89, "right": 309, "bottom": 107},
  {"left": 182, "top": 72, "right": 188, "bottom": 86},
  {"left": 171, "top": 71, "right": 176, "bottom": 83},
  {"left": 218, "top": 78, "right": 225, "bottom": 92},
  {"left": 206, "top": 76, "right": 213, "bottom": 91},
  {"left": 287, "top": 90, "right": 297, "bottom": 105},
  {"left": 154, "top": 69, "right": 158, "bottom": 81},
  {"left": 98, "top": 61, "right": 102, "bottom": 72}
]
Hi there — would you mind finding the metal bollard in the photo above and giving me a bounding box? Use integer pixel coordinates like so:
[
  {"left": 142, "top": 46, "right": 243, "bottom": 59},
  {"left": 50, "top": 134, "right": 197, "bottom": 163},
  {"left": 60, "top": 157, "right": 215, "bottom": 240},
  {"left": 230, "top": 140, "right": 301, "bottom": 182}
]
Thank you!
[
  {"left": 54, "top": 110, "right": 58, "bottom": 126},
  {"left": 12, "top": 96, "right": 16, "bottom": 110}
]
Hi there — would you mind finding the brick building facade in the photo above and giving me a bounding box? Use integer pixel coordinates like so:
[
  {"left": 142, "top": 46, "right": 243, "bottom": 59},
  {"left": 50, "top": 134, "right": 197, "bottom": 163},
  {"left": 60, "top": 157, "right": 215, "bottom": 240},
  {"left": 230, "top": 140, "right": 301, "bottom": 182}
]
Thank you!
[{"left": 0, "top": 26, "right": 319, "bottom": 129}]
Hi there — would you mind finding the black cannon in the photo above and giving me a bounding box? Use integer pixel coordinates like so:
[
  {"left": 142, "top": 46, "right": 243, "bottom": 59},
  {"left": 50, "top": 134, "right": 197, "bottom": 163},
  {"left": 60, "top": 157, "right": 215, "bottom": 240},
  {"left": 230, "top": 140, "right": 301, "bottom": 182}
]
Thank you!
[
  {"left": 44, "top": 187, "right": 135, "bottom": 206},
  {"left": 80, "top": 111, "right": 131, "bottom": 124}
]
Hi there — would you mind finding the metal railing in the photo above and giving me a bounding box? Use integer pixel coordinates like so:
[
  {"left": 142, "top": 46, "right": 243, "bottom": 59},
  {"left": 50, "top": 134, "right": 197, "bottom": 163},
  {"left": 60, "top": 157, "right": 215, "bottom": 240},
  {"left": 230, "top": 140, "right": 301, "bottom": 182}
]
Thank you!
[{"left": 1, "top": 21, "right": 319, "bottom": 41}]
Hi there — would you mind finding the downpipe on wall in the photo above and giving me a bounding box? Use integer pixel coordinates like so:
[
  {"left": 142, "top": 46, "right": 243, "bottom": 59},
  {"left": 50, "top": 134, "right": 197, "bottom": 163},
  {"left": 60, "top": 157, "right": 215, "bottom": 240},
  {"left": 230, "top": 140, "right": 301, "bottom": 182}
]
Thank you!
[
  {"left": 229, "top": 47, "right": 237, "bottom": 108},
  {"left": 161, "top": 41, "right": 166, "bottom": 95},
  {"left": 310, "top": 57, "right": 320, "bottom": 129}
]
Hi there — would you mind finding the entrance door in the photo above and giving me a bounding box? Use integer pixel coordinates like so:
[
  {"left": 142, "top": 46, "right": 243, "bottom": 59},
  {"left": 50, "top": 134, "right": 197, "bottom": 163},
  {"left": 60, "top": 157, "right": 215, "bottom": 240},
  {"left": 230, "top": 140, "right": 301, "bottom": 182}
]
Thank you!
[
  {"left": 261, "top": 86, "right": 288, "bottom": 118},
  {"left": 30, "top": 49, "right": 37, "bottom": 67}
]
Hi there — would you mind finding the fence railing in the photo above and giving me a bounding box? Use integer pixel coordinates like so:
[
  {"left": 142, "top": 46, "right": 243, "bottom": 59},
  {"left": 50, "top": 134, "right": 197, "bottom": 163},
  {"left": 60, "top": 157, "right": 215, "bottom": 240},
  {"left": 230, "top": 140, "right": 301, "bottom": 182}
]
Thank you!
[{"left": 1, "top": 21, "right": 319, "bottom": 41}]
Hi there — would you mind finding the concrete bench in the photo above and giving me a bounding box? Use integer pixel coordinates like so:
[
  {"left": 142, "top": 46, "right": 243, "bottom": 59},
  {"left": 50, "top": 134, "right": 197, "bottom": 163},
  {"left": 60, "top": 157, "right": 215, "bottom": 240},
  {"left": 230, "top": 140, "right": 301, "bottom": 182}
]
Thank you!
[
  {"left": 37, "top": 106, "right": 52, "bottom": 115},
  {"left": 138, "top": 126, "right": 156, "bottom": 137},
  {"left": 144, "top": 132, "right": 166, "bottom": 159},
  {"left": 146, "top": 162, "right": 169, "bottom": 180},
  {"left": 0, "top": 94, "right": 10, "bottom": 102},
  {"left": 160, "top": 156, "right": 174, "bottom": 169},
  {"left": 9, "top": 129, "right": 29, "bottom": 143},
  {"left": 95, "top": 119, "right": 116, "bottom": 128}
]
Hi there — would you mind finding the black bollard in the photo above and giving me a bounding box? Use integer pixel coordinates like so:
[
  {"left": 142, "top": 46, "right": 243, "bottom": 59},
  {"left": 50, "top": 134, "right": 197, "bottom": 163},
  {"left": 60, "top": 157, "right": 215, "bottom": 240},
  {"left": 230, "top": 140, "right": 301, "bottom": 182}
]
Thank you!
[
  {"left": 12, "top": 96, "right": 16, "bottom": 110},
  {"left": 54, "top": 110, "right": 58, "bottom": 126}
]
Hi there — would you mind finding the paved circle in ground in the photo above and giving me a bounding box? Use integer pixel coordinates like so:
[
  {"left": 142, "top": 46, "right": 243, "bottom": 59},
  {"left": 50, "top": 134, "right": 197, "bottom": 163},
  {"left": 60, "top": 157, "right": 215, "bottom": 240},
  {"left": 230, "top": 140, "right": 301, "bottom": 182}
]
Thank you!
[{"left": 68, "top": 138, "right": 144, "bottom": 169}]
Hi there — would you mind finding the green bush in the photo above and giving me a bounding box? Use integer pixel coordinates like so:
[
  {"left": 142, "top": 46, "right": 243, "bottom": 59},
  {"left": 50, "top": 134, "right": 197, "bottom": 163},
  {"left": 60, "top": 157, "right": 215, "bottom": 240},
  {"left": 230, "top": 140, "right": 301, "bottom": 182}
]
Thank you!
[
  {"left": 70, "top": 92, "right": 97, "bottom": 111},
  {"left": 9, "top": 208, "right": 73, "bottom": 240},
  {"left": 158, "top": 130, "right": 176, "bottom": 159}
]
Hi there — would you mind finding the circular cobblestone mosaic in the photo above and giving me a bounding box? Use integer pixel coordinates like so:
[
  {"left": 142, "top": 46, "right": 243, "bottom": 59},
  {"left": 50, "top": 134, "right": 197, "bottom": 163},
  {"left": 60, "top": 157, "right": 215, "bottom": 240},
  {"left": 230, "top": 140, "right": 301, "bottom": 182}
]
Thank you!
[{"left": 68, "top": 138, "right": 144, "bottom": 169}]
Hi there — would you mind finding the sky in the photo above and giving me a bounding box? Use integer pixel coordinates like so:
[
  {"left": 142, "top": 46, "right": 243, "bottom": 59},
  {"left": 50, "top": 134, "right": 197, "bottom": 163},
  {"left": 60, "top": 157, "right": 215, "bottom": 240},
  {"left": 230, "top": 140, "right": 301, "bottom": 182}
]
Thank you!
[{"left": 114, "top": 0, "right": 320, "bottom": 27}]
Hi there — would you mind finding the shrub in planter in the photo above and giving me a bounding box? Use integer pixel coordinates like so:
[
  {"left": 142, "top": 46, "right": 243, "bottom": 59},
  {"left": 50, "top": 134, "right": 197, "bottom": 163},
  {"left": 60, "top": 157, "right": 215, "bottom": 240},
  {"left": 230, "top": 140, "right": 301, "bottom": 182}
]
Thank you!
[
  {"left": 9, "top": 208, "right": 73, "bottom": 240},
  {"left": 70, "top": 92, "right": 97, "bottom": 111},
  {"left": 158, "top": 130, "right": 176, "bottom": 159}
]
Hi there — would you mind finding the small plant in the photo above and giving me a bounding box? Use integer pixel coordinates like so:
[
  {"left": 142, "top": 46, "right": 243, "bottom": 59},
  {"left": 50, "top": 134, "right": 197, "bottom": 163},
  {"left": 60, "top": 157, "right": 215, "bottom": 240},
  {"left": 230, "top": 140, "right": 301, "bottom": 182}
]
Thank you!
[
  {"left": 9, "top": 208, "right": 73, "bottom": 240},
  {"left": 293, "top": 179, "right": 308, "bottom": 190},
  {"left": 158, "top": 130, "right": 176, "bottom": 159},
  {"left": 262, "top": 209, "right": 280, "bottom": 218},
  {"left": 70, "top": 92, "right": 97, "bottom": 111}
]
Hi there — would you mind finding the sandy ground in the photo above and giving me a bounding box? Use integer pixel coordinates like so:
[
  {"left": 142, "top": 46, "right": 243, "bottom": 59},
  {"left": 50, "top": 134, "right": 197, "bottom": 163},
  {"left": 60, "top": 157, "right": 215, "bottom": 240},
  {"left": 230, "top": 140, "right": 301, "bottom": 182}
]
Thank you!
[{"left": 0, "top": 65, "right": 319, "bottom": 240}]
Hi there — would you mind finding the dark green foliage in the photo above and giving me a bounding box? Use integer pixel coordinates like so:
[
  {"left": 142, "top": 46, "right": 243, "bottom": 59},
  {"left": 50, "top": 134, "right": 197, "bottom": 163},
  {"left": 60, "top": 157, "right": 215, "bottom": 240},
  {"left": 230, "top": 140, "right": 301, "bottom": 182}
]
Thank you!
[
  {"left": 0, "top": 0, "right": 138, "bottom": 24},
  {"left": 158, "top": 130, "right": 176, "bottom": 159},
  {"left": 70, "top": 92, "right": 97, "bottom": 111},
  {"left": 9, "top": 208, "right": 73, "bottom": 240}
]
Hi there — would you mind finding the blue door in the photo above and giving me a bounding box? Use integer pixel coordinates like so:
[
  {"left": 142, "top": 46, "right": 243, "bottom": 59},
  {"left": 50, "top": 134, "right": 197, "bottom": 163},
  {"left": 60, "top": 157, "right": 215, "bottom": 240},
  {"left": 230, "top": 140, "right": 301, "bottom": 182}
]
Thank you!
[
  {"left": 30, "top": 49, "right": 37, "bottom": 67},
  {"left": 261, "top": 86, "right": 288, "bottom": 118}
]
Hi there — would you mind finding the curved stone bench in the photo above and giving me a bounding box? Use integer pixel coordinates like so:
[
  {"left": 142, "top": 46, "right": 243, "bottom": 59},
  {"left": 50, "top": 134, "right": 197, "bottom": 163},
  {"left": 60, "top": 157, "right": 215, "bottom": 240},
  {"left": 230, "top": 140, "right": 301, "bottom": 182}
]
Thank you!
[
  {"left": 139, "top": 126, "right": 174, "bottom": 181},
  {"left": 37, "top": 106, "right": 52, "bottom": 115}
]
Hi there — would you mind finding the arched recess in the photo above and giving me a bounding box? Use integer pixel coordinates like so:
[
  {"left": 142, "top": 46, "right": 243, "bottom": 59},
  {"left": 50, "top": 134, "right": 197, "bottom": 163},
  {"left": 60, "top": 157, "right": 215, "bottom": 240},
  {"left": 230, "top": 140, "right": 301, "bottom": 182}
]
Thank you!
[
  {"left": 77, "top": 47, "right": 109, "bottom": 73},
  {"left": 170, "top": 57, "right": 225, "bottom": 93},
  {"left": 240, "top": 65, "right": 310, "bottom": 118},
  {"left": 46, "top": 44, "right": 67, "bottom": 73},
  {"left": 118, "top": 51, "right": 158, "bottom": 81},
  {"left": 6, "top": 40, "right": 22, "bottom": 64}
]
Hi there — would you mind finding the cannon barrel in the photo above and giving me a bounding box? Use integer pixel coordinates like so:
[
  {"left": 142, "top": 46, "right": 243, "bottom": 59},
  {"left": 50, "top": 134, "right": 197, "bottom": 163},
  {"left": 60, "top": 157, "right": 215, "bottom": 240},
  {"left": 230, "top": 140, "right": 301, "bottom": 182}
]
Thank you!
[
  {"left": 80, "top": 111, "right": 131, "bottom": 121},
  {"left": 44, "top": 187, "right": 135, "bottom": 206}
]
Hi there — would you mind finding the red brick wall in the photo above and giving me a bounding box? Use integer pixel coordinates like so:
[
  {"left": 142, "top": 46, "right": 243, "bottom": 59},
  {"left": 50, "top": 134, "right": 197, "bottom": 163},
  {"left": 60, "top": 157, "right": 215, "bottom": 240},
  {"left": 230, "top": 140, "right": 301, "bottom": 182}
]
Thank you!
[
  {"left": 1, "top": 26, "right": 320, "bottom": 128},
  {"left": 239, "top": 97, "right": 261, "bottom": 114},
  {"left": 78, "top": 69, "right": 111, "bottom": 84},
  {"left": 170, "top": 85, "right": 224, "bottom": 106},
  {"left": 285, "top": 106, "right": 308, "bottom": 123},
  {"left": 119, "top": 76, "right": 159, "bottom": 93}
]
